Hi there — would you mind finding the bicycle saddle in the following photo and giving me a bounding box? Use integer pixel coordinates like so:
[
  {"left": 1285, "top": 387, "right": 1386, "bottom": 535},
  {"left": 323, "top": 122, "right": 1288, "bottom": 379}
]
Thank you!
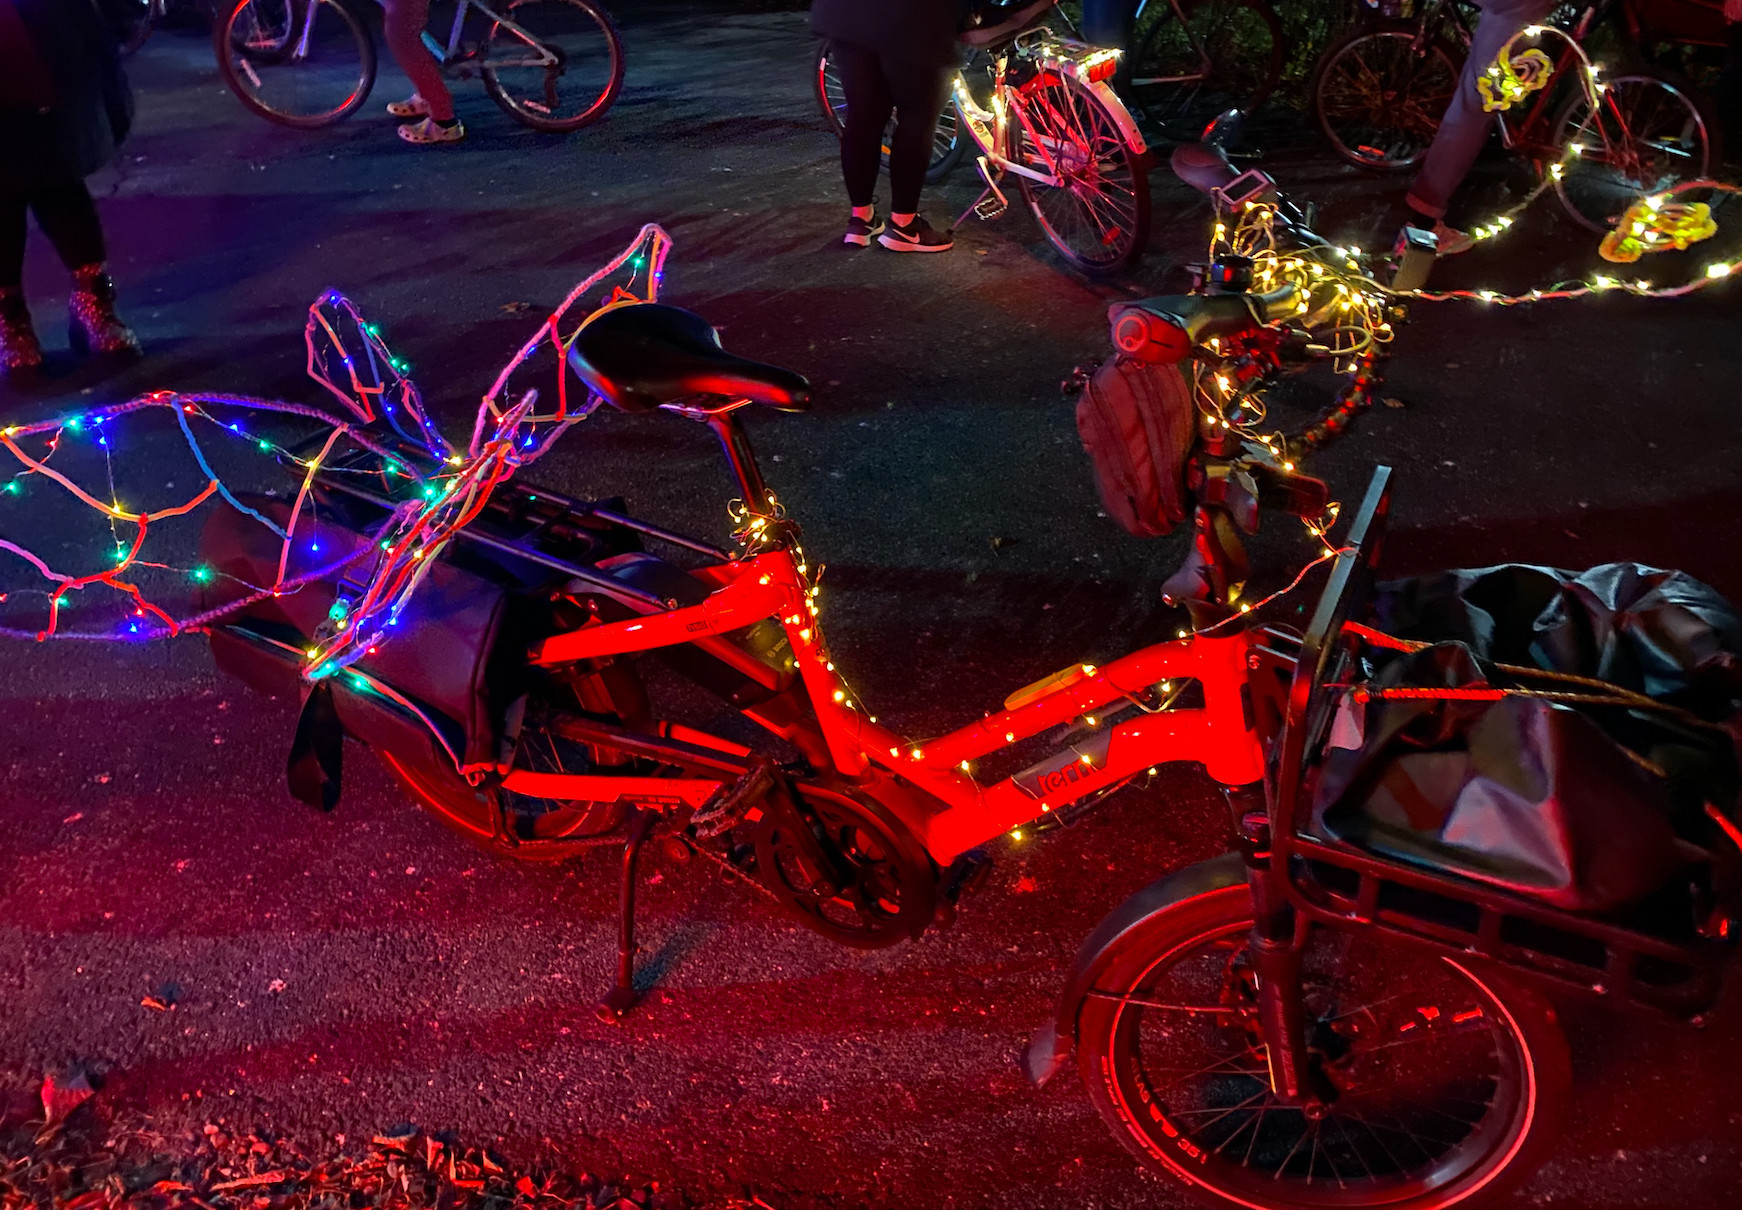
[
  {"left": 961, "top": 0, "right": 1057, "bottom": 47},
  {"left": 567, "top": 303, "right": 811, "bottom": 413},
  {"left": 1170, "top": 142, "right": 1241, "bottom": 195}
]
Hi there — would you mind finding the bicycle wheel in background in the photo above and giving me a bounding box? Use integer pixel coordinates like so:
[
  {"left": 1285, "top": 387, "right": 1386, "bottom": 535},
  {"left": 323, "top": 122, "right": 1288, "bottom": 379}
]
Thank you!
[
  {"left": 1127, "top": 0, "right": 1283, "bottom": 142},
  {"left": 1312, "top": 22, "right": 1462, "bottom": 171},
  {"left": 815, "top": 43, "right": 967, "bottom": 184},
  {"left": 214, "top": 0, "right": 376, "bottom": 129},
  {"left": 1014, "top": 73, "right": 1151, "bottom": 275},
  {"left": 1075, "top": 881, "right": 1573, "bottom": 1210},
  {"left": 480, "top": 0, "right": 625, "bottom": 133},
  {"left": 1553, "top": 70, "right": 1718, "bottom": 232}
]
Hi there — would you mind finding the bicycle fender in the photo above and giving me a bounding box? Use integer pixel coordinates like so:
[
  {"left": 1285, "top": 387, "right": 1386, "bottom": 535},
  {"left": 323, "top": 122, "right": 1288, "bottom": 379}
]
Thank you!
[
  {"left": 1086, "top": 78, "right": 1148, "bottom": 157},
  {"left": 1022, "top": 851, "right": 1246, "bottom": 1087}
]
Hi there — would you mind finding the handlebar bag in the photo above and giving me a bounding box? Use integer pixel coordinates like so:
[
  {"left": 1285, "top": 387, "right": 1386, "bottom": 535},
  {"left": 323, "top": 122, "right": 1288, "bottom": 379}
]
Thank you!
[
  {"left": 1310, "top": 562, "right": 1742, "bottom": 917},
  {"left": 1076, "top": 356, "right": 1194, "bottom": 538}
]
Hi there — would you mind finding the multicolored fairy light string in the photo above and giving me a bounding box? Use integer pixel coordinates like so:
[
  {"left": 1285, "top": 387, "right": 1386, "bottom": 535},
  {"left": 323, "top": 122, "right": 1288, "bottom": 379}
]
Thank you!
[{"left": 0, "top": 224, "right": 674, "bottom": 668}]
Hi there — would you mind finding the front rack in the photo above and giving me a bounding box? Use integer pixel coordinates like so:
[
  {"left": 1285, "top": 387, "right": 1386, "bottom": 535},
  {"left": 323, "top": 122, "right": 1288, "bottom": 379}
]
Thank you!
[{"left": 1269, "top": 468, "right": 1737, "bottom": 1021}]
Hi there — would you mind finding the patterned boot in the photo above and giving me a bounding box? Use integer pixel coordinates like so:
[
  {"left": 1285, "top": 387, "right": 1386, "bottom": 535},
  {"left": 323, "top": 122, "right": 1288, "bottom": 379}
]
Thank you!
[
  {"left": 0, "top": 286, "right": 45, "bottom": 380},
  {"left": 68, "top": 264, "right": 142, "bottom": 361}
]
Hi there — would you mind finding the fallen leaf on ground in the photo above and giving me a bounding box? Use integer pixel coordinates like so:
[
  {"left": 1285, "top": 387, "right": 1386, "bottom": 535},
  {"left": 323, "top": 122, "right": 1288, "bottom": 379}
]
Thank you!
[{"left": 40, "top": 1070, "right": 95, "bottom": 1127}]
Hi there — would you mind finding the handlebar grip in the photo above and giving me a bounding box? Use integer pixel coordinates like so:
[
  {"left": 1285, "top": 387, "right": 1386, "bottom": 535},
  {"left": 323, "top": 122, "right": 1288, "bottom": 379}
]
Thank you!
[{"left": 1108, "top": 284, "right": 1303, "bottom": 365}]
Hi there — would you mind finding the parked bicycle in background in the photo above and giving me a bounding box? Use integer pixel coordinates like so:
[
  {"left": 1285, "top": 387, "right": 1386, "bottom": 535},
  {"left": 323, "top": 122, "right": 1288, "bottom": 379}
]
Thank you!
[
  {"left": 213, "top": 0, "right": 623, "bottom": 132},
  {"left": 1312, "top": 0, "right": 1719, "bottom": 230}
]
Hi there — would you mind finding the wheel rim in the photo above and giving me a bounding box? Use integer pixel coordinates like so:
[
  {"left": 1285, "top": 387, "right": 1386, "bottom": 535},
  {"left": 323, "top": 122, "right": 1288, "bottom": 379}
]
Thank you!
[
  {"left": 221, "top": 0, "right": 370, "bottom": 125},
  {"left": 486, "top": 0, "right": 620, "bottom": 128},
  {"left": 1097, "top": 917, "right": 1539, "bottom": 1205},
  {"left": 1130, "top": 0, "right": 1281, "bottom": 141},
  {"left": 1556, "top": 76, "right": 1710, "bottom": 232},
  {"left": 1317, "top": 32, "right": 1459, "bottom": 169},
  {"left": 1018, "top": 76, "right": 1144, "bottom": 269}
]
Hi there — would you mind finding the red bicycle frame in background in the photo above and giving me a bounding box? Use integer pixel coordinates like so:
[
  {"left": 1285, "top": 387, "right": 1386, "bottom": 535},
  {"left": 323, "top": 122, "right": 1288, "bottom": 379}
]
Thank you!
[{"left": 525, "top": 544, "right": 1267, "bottom": 866}]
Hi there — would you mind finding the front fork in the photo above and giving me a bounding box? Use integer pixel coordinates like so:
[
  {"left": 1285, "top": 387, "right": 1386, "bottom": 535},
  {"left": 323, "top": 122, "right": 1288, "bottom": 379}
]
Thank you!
[{"left": 1229, "top": 784, "right": 1323, "bottom": 1111}]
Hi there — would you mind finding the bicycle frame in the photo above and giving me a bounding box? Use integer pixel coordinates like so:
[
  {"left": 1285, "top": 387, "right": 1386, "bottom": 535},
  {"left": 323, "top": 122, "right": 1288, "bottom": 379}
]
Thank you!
[
  {"left": 281, "top": 0, "right": 556, "bottom": 70},
  {"left": 1125, "top": 0, "right": 1218, "bottom": 89},
  {"left": 502, "top": 415, "right": 1261, "bottom": 869}
]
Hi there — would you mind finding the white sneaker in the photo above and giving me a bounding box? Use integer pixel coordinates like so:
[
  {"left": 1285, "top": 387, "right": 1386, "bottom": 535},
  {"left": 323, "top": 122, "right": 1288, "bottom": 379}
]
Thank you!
[
  {"left": 396, "top": 116, "right": 465, "bottom": 145},
  {"left": 385, "top": 93, "right": 430, "bottom": 119}
]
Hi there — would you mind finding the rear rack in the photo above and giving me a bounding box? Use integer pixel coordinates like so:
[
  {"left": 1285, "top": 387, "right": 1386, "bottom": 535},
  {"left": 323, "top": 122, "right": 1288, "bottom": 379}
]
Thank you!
[
  {"left": 1269, "top": 468, "right": 1736, "bottom": 1021},
  {"left": 282, "top": 431, "right": 734, "bottom": 616}
]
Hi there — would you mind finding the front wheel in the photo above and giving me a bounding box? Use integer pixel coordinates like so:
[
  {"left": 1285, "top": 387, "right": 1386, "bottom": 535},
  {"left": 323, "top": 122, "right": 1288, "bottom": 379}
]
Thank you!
[
  {"left": 1312, "top": 23, "right": 1463, "bottom": 172},
  {"left": 1553, "top": 69, "right": 1719, "bottom": 233},
  {"left": 481, "top": 0, "right": 625, "bottom": 133},
  {"left": 214, "top": 0, "right": 376, "bottom": 129},
  {"left": 1075, "top": 882, "right": 1571, "bottom": 1210},
  {"left": 1014, "top": 73, "right": 1151, "bottom": 276}
]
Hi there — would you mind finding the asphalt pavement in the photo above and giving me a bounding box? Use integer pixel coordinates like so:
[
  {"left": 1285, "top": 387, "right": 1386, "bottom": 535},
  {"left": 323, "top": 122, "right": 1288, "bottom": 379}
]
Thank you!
[{"left": 1, "top": 4, "right": 1740, "bottom": 1208}]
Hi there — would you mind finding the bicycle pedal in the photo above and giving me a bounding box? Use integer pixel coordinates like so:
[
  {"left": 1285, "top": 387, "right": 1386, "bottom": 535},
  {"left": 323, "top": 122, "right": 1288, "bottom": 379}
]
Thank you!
[{"left": 974, "top": 195, "right": 1009, "bottom": 221}]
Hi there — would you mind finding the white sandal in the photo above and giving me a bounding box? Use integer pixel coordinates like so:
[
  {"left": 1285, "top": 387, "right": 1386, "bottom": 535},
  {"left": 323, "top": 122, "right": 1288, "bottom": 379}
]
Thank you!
[
  {"left": 385, "top": 93, "right": 430, "bottom": 119},
  {"left": 396, "top": 116, "right": 466, "bottom": 145}
]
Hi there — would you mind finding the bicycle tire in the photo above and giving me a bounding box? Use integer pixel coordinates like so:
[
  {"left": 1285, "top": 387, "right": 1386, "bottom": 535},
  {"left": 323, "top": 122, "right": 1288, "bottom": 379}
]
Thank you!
[
  {"left": 815, "top": 42, "right": 966, "bottom": 185},
  {"left": 1312, "top": 21, "right": 1463, "bottom": 172},
  {"left": 1551, "top": 67, "right": 1719, "bottom": 233},
  {"left": 1127, "top": 0, "right": 1284, "bottom": 142},
  {"left": 480, "top": 0, "right": 625, "bottom": 133},
  {"left": 1014, "top": 72, "right": 1151, "bottom": 276},
  {"left": 1075, "top": 881, "right": 1573, "bottom": 1210},
  {"left": 213, "top": 0, "right": 376, "bottom": 130}
]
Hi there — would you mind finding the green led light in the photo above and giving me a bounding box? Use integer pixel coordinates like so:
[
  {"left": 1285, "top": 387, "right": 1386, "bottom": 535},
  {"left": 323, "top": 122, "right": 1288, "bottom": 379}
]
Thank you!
[{"left": 190, "top": 566, "right": 212, "bottom": 583}]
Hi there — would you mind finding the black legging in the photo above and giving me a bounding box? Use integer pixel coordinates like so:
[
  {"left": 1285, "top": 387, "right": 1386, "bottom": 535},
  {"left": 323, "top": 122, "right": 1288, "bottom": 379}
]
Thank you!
[
  {"left": 831, "top": 40, "right": 952, "bottom": 216},
  {"left": 0, "top": 181, "right": 106, "bottom": 290}
]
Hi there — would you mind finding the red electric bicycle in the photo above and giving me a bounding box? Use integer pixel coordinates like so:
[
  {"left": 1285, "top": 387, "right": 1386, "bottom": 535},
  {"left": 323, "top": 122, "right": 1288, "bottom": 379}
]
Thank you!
[{"left": 190, "top": 155, "right": 1739, "bottom": 1206}]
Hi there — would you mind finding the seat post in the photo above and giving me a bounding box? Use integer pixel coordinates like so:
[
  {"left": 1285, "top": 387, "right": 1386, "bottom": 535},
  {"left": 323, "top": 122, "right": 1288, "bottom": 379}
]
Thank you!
[{"left": 705, "top": 411, "right": 773, "bottom": 514}]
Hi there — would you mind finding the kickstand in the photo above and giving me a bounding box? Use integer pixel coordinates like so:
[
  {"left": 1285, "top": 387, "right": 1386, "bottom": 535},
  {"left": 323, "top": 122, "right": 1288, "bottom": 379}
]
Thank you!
[{"left": 596, "top": 808, "right": 658, "bottom": 1022}]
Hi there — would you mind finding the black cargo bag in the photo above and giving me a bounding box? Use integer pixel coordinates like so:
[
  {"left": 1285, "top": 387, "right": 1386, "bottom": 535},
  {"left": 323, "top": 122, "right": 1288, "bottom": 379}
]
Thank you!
[
  {"left": 1311, "top": 563, "right": 1742, "bottom": 916},
  {"left": 1075, "top": 356, "right": 1195, "bottom": 537},
  {"left": 199, "top": 497, "right": 516, "bottom": 806}
]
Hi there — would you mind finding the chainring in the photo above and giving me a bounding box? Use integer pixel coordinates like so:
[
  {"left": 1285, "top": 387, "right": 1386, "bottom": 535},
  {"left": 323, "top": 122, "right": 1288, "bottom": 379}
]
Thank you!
[{"left": 750, "top": 780, "right": 936, "bottom": 949}]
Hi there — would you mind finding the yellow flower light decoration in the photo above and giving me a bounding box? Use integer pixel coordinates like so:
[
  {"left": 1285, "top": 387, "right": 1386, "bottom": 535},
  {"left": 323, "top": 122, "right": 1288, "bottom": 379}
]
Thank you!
[
  {"left": 1598, "top": 195, "right": 1718, "bottom": 264},
  {"left": 1477, "top": 46, "right": 1555, "bottom": 113}
]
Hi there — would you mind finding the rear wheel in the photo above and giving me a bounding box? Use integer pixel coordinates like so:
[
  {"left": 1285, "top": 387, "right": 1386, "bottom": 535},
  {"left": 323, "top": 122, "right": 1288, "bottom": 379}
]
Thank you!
[
  {"left": 480, "top": 0, "right": 625, "bottom": 133},
  {"left": 214, "top": 0, "right": 376, "bottom": 129},
  {"left": 1553, "top": 69, "right": 1718, "bottom": 232},
  {"left": 1014, "top": 72, "right": 1151, "bottom": 275},
  {"left": 1076, "top": 883, "right": 1571, "bottom": 1209},
  {"left": 1313, "top": 23, "right": 1462, "bottom": 171},
  {"left": 815, "top": 42, "right": 967, "bottom": 184},
  {"left": 1128, "top": 0, "right": 1284, "bottom": 142}
]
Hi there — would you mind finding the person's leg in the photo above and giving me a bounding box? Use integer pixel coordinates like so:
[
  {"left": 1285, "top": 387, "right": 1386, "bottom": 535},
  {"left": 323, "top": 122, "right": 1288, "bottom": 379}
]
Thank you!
[
  {"left": 29, "top": 181, "right": 140, "bottom": 359},
  {"left": 833, "top": 40, "right": 894, "bottom": 212},
  {"left": 1717, "top": 22, "right": 1742, "bottom": 164},
  {"left": 1406, "top": 0, "right": 1555, "bottom": 222},
  {"left": 381, "top": 0, "right": 455, "bottom": 122},
  {"left": 1079, "top": 0, "right": 1138, "bottom": 50},
  {"left": 28, "top": 181, "right": 105, "bottom": 271},
  {"left": 0, "top": 194, "right": 28, "bottom": 291},
  {"left": 883, "top": 56, "right": 952, "bottom": 220},
  {"left": 0, "top": 192, "right": 43, "bottom": 376}
]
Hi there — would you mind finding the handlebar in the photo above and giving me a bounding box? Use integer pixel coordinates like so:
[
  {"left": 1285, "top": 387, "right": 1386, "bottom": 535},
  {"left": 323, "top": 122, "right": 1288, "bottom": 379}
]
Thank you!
[{"left": 1107, "top": 286, "right": 1304, "bottom": 365}]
